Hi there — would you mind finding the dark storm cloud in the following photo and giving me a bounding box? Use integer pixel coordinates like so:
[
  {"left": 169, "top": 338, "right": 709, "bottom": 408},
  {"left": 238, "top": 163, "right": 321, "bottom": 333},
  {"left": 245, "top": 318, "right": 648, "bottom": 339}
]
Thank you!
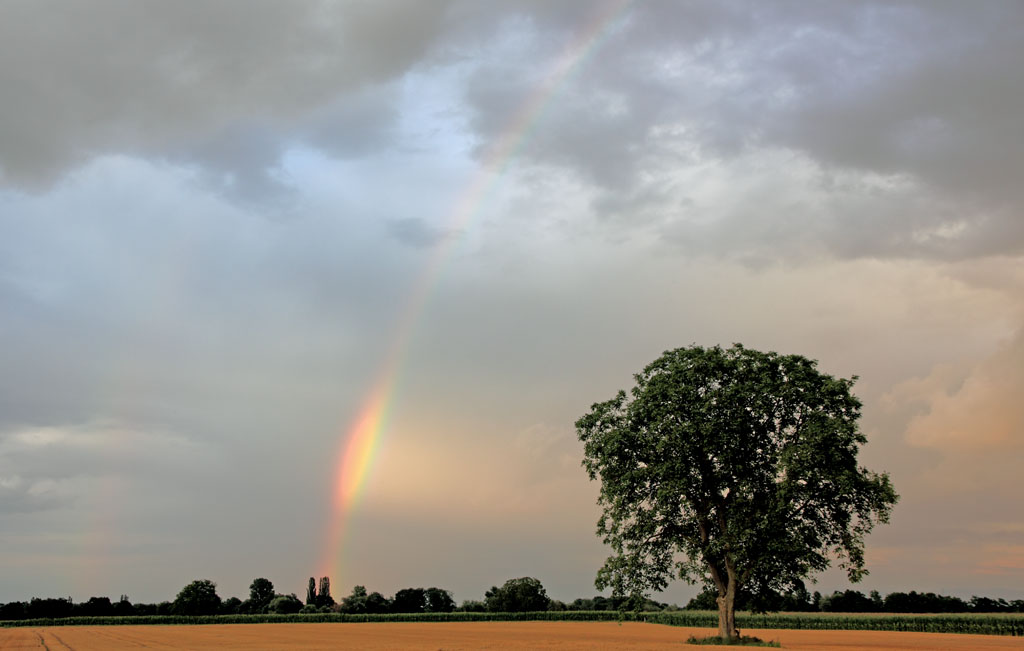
[
  {"left": 167, "top": 85, "right": 402, "bottom": 204},
  {"left": 3, "top": 2, "right": 1022, "bottom": 260},
  {"left": 1, "top": 0, "right": 1012, "bottom": 261},
  {"left": 0, "top": 0, "right": 454, "bottom": 189}
]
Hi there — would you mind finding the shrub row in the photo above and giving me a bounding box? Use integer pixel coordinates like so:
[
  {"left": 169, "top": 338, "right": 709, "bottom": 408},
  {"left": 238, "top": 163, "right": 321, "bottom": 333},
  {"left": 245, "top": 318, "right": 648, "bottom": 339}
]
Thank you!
[{"left": 2, "top": 610, "right": 1021, "bottom": 635}]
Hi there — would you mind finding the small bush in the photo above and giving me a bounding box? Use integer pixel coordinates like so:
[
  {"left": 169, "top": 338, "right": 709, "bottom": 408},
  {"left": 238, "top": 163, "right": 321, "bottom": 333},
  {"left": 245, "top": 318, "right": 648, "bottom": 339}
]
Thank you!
[
  {"left": 686, "top": 635, "right": 780, "bottom": 646},
  {"left": 268, "top": 595, "right": 303, "bottom": 614}
]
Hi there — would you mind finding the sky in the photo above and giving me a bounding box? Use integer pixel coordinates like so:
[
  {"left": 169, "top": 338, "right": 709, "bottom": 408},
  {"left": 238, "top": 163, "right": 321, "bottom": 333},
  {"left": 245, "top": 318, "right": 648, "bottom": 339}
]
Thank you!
[{"left": 1, "top": 0, "right": 1023, "bottom": 606}]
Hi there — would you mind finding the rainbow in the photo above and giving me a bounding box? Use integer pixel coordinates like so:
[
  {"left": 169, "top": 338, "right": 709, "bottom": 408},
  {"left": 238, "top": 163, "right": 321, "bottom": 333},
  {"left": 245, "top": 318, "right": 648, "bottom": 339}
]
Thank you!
[{"left": 322, "top": 0, "right": 633, "bottom": 586}]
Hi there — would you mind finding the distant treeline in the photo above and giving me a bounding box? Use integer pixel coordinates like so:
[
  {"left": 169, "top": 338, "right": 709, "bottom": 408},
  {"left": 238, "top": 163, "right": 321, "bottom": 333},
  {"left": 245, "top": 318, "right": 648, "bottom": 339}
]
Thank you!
[
  {"left": 684, "top": 587, "right": 1024, "bottom": 614},
  {"left": 0, "top": 576, "right": 669, "bottom": 621},
  {"left": 1, "top": 575, "right": 1021, "bottom": 621}
]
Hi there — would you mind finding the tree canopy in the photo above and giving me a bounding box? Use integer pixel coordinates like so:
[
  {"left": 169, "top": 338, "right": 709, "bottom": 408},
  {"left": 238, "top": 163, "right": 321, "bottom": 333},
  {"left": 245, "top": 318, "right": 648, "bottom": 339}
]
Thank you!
[
  {"left": 391, "top": 588, "right": 426, "bottom": 614},
  {"left": 484, "top": 577, "right": 550, "bottom": 612},
  {"left": 172, "top": 579, "right": 221, "bottom": 616},
  {"left": 424, "top": 587, "right": 456, "bottom": 613},
  {"left": 268, "top": 594, "right": 303, "bottom": 614},
  {"left": 576, "top": 344, "right": 898, "bottom": 640},
  {"left": 248, "top": 578, "right": 275, "bottom": 614}
]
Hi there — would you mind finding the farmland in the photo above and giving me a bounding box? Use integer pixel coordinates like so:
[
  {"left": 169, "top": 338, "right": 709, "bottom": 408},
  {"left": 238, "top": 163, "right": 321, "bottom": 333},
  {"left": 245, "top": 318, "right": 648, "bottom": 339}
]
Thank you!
[
  {"left": 2, "top": 622, "right": 1024, "bottom": 650},
  {"left": 2, "top": 610, "right": 1022, "bottom": 636}
]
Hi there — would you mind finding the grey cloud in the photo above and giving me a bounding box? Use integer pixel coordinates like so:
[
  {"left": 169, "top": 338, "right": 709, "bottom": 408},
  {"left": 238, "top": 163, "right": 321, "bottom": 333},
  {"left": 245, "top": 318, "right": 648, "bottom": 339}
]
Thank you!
[
  {"left": 774, "top": 6, "right": 1024, "bottom": 196},
  {"left": 456, "top": 1, "right": 1024, "bottom": 261},
  {"left": 0, "top": 422, "right": 215, "bottom": 523},
  {"left": 172, "top": 121, "right": 297, "bottom": 207},
  {"left": 0, "top": 480, "right": 63, "bottom": 515},
  {"left": 167, "top": 86, "right": 403, "bottom": 205},
  {"left": 302, "top": 86, "right": 401, "bottom": 159},
  {"left": 0, "top": 157, "right": 418, "bottom": 434},
  {"left": 679, "top": 2, "right": 1024, "bottom": 260},
  {"left": 467, "top": 72, "right": 662, "bottom": 192},
  {"left": 0, "top": 0, "right": 456, "bottom": 189},
  {"left": 0, "top": 423, "right": 207, "bottom": 483},
  {"left": 5, "top": 1, "right": 1023, "bottom": 259},
  {"left": 386, "top": 217, "right": 454, "bottom": 248}
]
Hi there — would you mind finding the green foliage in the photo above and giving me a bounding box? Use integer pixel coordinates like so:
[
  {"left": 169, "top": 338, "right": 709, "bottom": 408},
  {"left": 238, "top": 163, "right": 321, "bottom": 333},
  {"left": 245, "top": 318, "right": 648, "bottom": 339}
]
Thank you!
[
  {"left": 220, "top": 597, "right": 242, "bottom": 615},
  {"left": 78, "top": 597, "right": 113, "bottom": 617},
  {"left": 268, "top": 594, "right": 303, "bottom": 614},
  {"left": 341, "top": 585, "right": 370, "bottom": 614},
  {"left": 27, "top": 598, "right": 73, "bottom": 619},
  {"left": 392, "top": 588, "right": 426, "bottom": 613},
  {"left": 248, "top": 578, "right": 275, "bottom": 614},
  {"left": 820, "top": 589, "right": 876, "bottom": 612},
  {"left": 340, "top": 585, "right": 390, "bottom": 614},
  {"left": 112, "top": 596, "right": 134, "bottom": 616},
  {"left": 484, "top": 577, "right": 550, "bottom": 612},
  {"left": 306, "top": 577, "right": 316, "bottom": 605},
  {"left": 425, "top": 587, "right": 456, "bottom": 613},
  {"left": 366, "top": 591, "right": 389, "bottom": 614},
  {"left": 172, "top": 580, "right": 221, "bottom": 616},
  {"left": 577, "top": 344, "right": 898, "bottom": 638},
  {"left": 0, "top": 602, "right": 28, "bottom": 621},
  {"left": 316, "top": 577, "right": 334, "bottom": 608},
  {"left": 686, "top": 584, "right": 815, "bottom": 613}
]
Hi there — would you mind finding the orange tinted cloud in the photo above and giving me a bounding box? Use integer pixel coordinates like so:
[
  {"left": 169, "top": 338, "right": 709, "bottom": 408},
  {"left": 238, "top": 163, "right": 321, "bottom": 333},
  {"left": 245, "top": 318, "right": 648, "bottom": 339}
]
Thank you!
[
  {"left": 898, "top": 329, "right": 1024, "bottom": 453},
  {"left": 976, "top": 545, "right": 1024, "bottom": 576}
]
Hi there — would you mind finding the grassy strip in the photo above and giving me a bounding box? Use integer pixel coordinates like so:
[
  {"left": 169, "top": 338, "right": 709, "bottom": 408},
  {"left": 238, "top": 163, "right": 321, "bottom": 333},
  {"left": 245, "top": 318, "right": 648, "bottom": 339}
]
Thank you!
[
  {"left": 650, "top": 611, "right": 1024, "bottom": 636},
  {"left": 1, "top": 610, "right": 1021, "bottom": 635}
]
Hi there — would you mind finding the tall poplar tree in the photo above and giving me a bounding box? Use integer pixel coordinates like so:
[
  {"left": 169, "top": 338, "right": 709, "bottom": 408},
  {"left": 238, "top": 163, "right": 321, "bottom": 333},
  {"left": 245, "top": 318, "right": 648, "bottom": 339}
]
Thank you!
[{"left": 306, "top": 577, "right": 316, "bottom": 606}]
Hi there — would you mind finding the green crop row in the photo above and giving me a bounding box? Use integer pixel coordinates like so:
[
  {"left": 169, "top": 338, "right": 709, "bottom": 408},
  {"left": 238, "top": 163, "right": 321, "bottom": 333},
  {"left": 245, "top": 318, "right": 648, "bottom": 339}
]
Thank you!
[
  {"left": 2, "top": 610, "right": 1021, "bottom": 635},
  {"left": 648, "top": 611, "right": 1024, "bottom": 636}
]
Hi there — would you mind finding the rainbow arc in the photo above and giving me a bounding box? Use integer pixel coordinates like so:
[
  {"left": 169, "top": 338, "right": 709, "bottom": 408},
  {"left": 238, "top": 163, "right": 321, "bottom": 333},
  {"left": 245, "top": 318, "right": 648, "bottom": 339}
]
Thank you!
[{"left": 322, "top": 0, "right": 632, "bottom": 586}]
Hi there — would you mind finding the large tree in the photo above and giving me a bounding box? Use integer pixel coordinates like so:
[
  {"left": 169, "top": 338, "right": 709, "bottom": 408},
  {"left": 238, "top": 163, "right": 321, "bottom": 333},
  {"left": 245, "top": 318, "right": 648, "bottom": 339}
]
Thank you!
[
  {"left": 576, "top": 344, "right": 898, "bottom": 640},
  {"left": 484, "top": 577, "right": 550, "bottom": 612},
  {"left": 391, "top": 588, "right": 426, "bottom": 613},
  {"left": 248, "top": 578, "right": 275, "bottom": 614},
  {"left": 424, "top": 587, "right": 456, "bottom": 613},
  {"left": 172, "top": 579, "right": 221, "bottom": 616}
]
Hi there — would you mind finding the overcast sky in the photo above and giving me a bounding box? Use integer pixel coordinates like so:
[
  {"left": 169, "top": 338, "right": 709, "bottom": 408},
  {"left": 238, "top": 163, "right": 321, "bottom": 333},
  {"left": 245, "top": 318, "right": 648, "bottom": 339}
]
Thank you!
[{"left": 2, "top": 0, "right": 1023, "bottom": 606}]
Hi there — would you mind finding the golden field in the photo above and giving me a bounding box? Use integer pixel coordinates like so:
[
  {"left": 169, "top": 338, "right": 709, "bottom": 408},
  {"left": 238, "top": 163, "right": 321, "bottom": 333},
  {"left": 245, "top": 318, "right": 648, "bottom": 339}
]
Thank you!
[{"left": 2, "top": 622, "right": 1024, "bottom": 650}]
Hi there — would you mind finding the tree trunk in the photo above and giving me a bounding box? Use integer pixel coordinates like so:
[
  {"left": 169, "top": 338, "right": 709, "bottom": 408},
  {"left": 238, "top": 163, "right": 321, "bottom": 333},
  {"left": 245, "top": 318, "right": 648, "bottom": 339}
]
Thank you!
[
  {"left": 715, "top": 588, "right": 737, "bottom": 641},
  {"left": 716, "top": 562, "right": 739, "bottom": 641}
]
